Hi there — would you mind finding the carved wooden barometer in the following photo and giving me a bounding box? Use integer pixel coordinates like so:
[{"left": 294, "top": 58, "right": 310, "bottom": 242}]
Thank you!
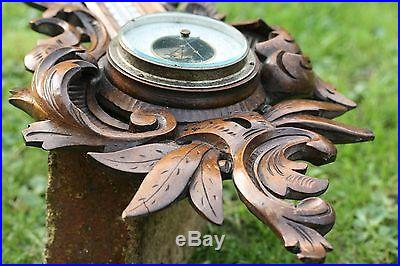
[{"left": 10, "top": 2, "right": 374, "bottom": 263}]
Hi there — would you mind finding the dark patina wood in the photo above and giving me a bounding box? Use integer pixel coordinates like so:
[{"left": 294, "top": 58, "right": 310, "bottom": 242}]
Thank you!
[{"left": 9, "top": 2, "right": 374, "bottom": 263}]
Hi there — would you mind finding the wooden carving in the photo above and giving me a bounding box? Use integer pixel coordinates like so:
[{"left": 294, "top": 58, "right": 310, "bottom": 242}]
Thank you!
[{"left": 10, "top": 2, "right": 374, "bottom": 263}]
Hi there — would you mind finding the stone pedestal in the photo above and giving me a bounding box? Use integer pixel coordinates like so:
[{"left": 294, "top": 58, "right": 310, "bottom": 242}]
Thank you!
[{"left": 45, "top": 150, "right": 204, "bottom": 263}]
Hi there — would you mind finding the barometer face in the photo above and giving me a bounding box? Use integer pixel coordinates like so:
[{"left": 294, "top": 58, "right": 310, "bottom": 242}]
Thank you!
[{"left": 119, "top": 12, "right": 249, "bottom": 70}]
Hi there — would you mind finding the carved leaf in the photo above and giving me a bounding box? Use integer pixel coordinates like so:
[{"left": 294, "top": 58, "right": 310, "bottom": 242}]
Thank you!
[
  {"left": 22, "top": 120, "right": 106, "bottom": 150},
  {"left": 178, "top": 2, "right": 225, "bottom": 20},
  {"left": 272, "top": 114, "right": 375, "bottom": 144},
  {"left": 264, "top": 99, "right": 348, "bottom": 121},
  {"left": 88, "top": 142, "right": 179, "bottom": 173},
  {"left": 189, "top": 149, "right": 223, "bottom": 225},
  {"left": 264, "top": 99, "right": 374, "bottom": 144},
  {"left": 25, "top": 3, "right": 109, "bottom": 61},
  {"left": 255, "top": 139, "right": 331, "bottom": 199},
  {"left": 231, "top": 19, "right": 273, "bottom": 48},
  {"left": 22, "top": 47, "right": 177, "bottom": 147},
  {"left": 251, "top": 128, "right": 336, "bottom": 199},
  {"left": 260, "top": 50, "right": 315, "bottom": 99},
  {"left": 278, "top": 198, "right": 335, "bottom": 263},
  {"left": 24, "top": 17, "right": 81, "bottom": 72},
  {"left": 255, "top": 26, "right": 301, "bottom": 58},
  {"left": 9, "top": 87, "right": 47, "bottom": 120},
  {"left": 233, "top": 127, "right": 336, "bottom": 262},
  {"left": 314, "top": 76, "right": 357, "bottom": 110},
  {"left": 24, "top": 44, "right": 58, "bottom": 73},
  {"left": 122, "top": 142, "right": 211, "bottom": 219},
  {"left": 30, "top": 17, "right": 81, "bottom": 46},
  {"left": 40, "top": 59, "right": 98, "bottom": 124}
]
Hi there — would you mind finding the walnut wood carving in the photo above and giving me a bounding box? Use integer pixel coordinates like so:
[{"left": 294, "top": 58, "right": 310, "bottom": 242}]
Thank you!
[{"left": 10, "top": 3, "right": 374, "bottom": 263}]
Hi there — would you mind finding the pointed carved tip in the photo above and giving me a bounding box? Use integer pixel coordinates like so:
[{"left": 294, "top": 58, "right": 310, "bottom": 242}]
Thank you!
[
  {"left": 306, "top": 138, "right": 337, "bottom": 163},
  {"left": 314, "top": 77, "right": 358, "bottom": 110},
  {"left": 121, "top": 206, "right": 147, "bottom": 221},
  {"left": 121, "top": 209, "right": 128, "bottom": 220},
  {"left": 121, "top": 204, "right": 149, "bottom": 220},
  {"left": 192, "top": 209, "right": 224, "bottom": 225},
  {"left": 214, "top": 218, "right": 224, "bottom": 226},
  {"left": 297, "top": 253, "right": 326, "bottom": 264},
  {"left": 9, "top": 88, "right": 44, "bottom": 119},
  {"left": 295, "top": 236, "right": 333, "bottom": 263},
  {"left": 87, "top": 151, "right": 99, "bottom": 159},
  {"left": 369, "top": 135, "right": 375, "bottom": 142},
  {"left": 348, "top": 127, "right": 375, "bottom": 143},
  {"left": 9, "top": 88, "right": 28, "bottom": 103},
  {"left": 206, "top": 214, "right": 224, "bottom": 226},
  {"left": 345, "top": 99, "right": 357, "bottom": 110},
  {"left": 87, "top": 152, "right": 108, "bottom": 167}
]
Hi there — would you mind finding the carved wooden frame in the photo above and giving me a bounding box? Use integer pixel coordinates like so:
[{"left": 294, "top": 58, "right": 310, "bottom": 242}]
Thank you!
[{"left": 9, "top": 3, "right": 374, "bottom": 263}]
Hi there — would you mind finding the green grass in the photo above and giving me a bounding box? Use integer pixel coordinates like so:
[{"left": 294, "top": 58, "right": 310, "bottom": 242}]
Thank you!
[{"left": 2, "top": 2, "right": 398, "bottom": 264}]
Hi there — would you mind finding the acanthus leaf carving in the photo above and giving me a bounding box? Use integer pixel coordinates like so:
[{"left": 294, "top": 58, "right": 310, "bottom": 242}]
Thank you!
[
  {"left": 88, "top": 142, "right": 179, "bottom": 174},
  {"left": 314, "top": 76, "right": 358, "bottom": 110},
  {"left": 239, "top": 20, "right": 359, "bottom": 110},
  {"left": 189, "top": 149, "right": 224, "bottom": 225},
  {"left": 9, "top": 4, "right": 375, "bottom": 263},
  {"left": 260, "top": 50, "right": 315, "bottom": 99},
  {"left": 272, "top": 114, "right": 375, "bottom": 144},
  {"left": 122, "top": 141, "right": 212, "bottom": 219},
  {"left": 11, "top": 45, "right": 177, "bottom": 150},
  {"left": 255, "top": 25, "right": 302, "bottom": 56},
  {"left": 264, "top": 99, "right": 375, "bottom": 144},
  {"left": 264, "top": 99, "right": 349, "bottom": 121},
  {"left": 233, "top": 127, "right": 336, "bottom": 262},
  {"left": 22, "top": 120, "right": 105, "bottom": 150},
  {"left": 24, "top": 2, "right": 109, "bottom": 72}
]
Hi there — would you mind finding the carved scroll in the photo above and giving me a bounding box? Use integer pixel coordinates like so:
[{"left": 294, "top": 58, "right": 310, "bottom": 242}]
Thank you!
[
  {"left": 233, "top": 19, "right": 359, "bottom": 109},
  {"left": 24, "top": 2, "right": 109, "bottom": 72},
  {"left": 233, "top": 127, "right": 337, "bottom": 262},
  {"left": 90, "top": 110, "right": 372, "bottom": 262}
]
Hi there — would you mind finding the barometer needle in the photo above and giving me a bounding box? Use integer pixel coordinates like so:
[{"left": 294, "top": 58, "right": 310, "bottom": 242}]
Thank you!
[{"left": 184, "top": 38, "right": 205, "bottom": 60}]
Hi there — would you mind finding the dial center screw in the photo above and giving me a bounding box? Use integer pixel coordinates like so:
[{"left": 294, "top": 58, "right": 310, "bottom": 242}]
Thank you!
[{"left": 180, "top": 29, "right": 191, "bottom": 38}]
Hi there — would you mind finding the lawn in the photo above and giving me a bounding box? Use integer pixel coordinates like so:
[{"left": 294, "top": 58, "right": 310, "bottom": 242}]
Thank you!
[{"left": 2, "top": 2, "right": 398, "bottom": 264}]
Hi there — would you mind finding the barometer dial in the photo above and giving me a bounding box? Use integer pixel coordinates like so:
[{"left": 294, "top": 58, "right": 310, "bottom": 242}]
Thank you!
[
  {"left": 119, "top": 12, "right": 249, "bottom": 70},
  {"left": 152, "top": 30, "right": 215, "bottom": 64},
  {"left": 106, "top": 12, "right": 261, "bottom": 109}
]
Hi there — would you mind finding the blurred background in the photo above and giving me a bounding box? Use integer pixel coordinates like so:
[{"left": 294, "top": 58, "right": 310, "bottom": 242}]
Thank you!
[{"left": 2, "top": 2, "right": 398, "bottom": 263}]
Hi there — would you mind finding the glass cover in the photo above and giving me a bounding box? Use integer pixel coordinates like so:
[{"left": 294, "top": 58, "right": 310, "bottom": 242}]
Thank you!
[
  {"left": 152, "top": 33, "right": 214, "bottom": 63},
  {"left": 119, "top": 12, "right": 248, "bottom": 70}
]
